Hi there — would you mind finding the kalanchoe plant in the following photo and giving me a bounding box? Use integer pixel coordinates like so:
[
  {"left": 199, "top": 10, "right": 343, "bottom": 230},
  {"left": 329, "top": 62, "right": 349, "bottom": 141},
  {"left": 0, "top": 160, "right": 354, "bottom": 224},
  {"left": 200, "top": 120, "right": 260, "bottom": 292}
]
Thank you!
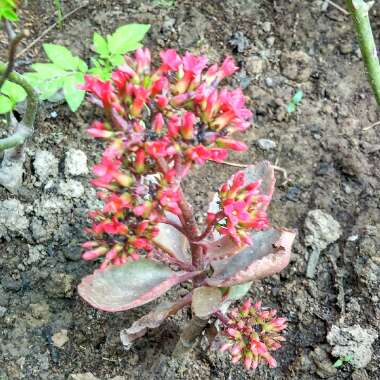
[{"left": 77, "top": 47, "right": 296, "bottom": 370}]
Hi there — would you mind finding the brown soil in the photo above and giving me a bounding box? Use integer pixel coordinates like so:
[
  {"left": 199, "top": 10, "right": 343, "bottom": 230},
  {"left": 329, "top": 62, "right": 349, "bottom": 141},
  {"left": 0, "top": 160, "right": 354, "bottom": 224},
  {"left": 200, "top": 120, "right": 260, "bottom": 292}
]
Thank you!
[{"left": 0, "top": 0, "right": 379, "bottom": 379}]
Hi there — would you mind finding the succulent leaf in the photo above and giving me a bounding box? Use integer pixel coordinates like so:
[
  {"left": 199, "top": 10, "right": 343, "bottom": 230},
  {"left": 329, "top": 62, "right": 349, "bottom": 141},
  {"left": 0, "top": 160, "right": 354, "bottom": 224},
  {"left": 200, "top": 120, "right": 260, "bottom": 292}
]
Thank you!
[
  {"left": 206, "top": 228, "right": 296, "bottom": 287},
  {"left": 78, "top": 259, "right": 195, "bottom": 312}
]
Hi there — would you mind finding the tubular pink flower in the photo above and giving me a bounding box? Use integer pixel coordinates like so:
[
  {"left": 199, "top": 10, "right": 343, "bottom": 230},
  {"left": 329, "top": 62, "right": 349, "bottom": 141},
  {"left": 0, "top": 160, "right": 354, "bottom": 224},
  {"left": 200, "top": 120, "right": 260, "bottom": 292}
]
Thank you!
[
  {"left": 81, "top": 48, "right": 256, "bottom": 270},
  {"left": 219, "top": 299, "right": 287, "bottom": 371},
  {"left": 159, "top": 49, "right": 182, "bottom": 71}
]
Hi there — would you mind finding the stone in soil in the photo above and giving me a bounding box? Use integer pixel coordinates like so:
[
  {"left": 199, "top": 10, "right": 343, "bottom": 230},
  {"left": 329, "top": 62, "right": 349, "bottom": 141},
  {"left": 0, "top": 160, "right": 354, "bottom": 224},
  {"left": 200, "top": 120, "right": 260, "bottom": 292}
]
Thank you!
[
  {"left": 0, "top": 199, "right": 29, "bottom": 238},
  {"left": 52, "top": 329, "right": 69, "bottom": 348},
  {"left": 58, "top": 179, "right": 85, "bottom": 198},
  {"left": 280, "top": 50, "right": 312, "bottom": 82},
  {"left": 33, "top": 150, "right": 59, "bottom": 182},
  {"left": 327, "top": 324, "right": 378, "bottom": 369},
  {"left": 69, "top": 374, "right": 99, "bottom": 380},
  {"left": 304, "top": 209, "right": 342, "bottom": 251},
  {"left": 65, "top": 148, "right": 88, "bottom": 177},
  {"left": 257, "top": 138, "right": 276, "bottom": 150}
]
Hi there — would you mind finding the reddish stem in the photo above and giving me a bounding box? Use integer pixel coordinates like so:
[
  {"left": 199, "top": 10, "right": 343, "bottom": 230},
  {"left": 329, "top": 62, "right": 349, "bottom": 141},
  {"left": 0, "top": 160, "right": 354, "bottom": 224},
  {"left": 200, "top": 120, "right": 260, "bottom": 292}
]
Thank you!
[
  {"left": 191, "top": 211, "right": 224, "bottom": 242},
  {"left": 161, "top": 218, "right": 187, "bottom": 236},
  {"left": 214, "top": 310, "right": 230, "bottom": 326}
]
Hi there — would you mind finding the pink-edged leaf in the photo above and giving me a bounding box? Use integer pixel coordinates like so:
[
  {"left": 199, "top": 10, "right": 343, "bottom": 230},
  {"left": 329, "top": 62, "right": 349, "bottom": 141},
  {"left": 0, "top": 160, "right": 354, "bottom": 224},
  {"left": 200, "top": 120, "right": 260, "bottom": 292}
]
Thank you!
[
  {"left": 78, "top": 259, "right": 195, "bottom": 312},
  {"left": 205, "top": 228, "right": 296, "bottom": 287},
  {"left": 120, "top": 294, "right": 191, "bottom": 349},
  {"left": 153, "top": 212, "right": 191, "bottom": 264},
  {"left": 192, "top": 286, "right": 223, "bottom": 318},
  {"left": 208, "top": 161, "right": 275, "bottom": 215},
  {"left": 206, "top": 235, "right": 241, "bottom": 261}
]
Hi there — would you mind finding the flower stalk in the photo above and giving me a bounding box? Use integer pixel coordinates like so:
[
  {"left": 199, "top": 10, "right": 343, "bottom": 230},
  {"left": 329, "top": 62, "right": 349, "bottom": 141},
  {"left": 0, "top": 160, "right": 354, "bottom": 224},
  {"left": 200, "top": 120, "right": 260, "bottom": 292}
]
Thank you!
[{"left": 346, "top": 0, "right": 380, "bottom": 105}]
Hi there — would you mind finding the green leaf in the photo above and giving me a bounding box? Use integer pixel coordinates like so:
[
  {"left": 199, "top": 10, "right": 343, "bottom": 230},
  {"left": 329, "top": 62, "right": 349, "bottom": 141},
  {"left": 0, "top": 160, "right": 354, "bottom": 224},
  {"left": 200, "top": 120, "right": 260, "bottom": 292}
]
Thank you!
[
  {"left": 38, "top": 78, "right": 64, "bottom": 100},
  {"left": 0, "top": 95, "right": 13, "bottom": 114},
  {"left": 292, "top": 89, "right": 304, "bottom": 104},
  {"left": 343, "top": 355, "right": 353, "bottom": 362},
  {"left": 226, "top": 282, "right": 252, "bottom": 301},
  {"left": 108, "top": 54, "right": 124, "bottom": 68},
  {"left": 29, "top": 63, "right": 67, "bottom": 78},
  {"left": 88, "top": 66, "right": 110, "bottom": 81},
  {"left": 43, "top": 43, "right": 81, "bottom": 71},
  {"left": 333, "top": 359, "right": 343, "bottom": 368},
  {"left": 1, "top": 81, "right": 27, "bottom": 103},
  {"left": 63, "top": 73, "right": 85, "bottom": 112},
  {"left": 287, "top": 102, "right": 296, "bottom": 114},
  {"left": 93, "top": 32, "right": 109, "bottom": 57},
  {"left": 2, "top": 8, "right": 18, "bottom": 21},
  {"left": 107, "top": 23, "right": 150, "bottom": 55},
  {"left": 77, "top": 59, "right": 88, "bottom": 73}
]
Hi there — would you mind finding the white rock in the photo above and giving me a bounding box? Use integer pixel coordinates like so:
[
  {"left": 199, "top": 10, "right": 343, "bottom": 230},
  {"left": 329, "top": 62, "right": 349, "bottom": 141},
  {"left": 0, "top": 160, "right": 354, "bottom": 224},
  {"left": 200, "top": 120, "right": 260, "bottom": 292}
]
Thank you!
[
  {"left": 257, "top": 139, "right": 277, "bottom": 150},
  {"left": 69, "top": 373, "right": 99, "bottom": 380},
  {"left": 262, "top": 21, "right": 271, "bottom": 33},
  {"left": 58, "top": 180, "right": 85, "bottom": 198},
  {"left": 52, "top": 329, "right": 69, "bottom": 348},
  {"left": 304, "top": 210, "right": 342, "bottom": 251},
  {"left": 65, "top": 149, "right": 88, "bottom": 177},
  {"left": 327, "top": 325, "right": 378, "bottom": 369},
  {"left": 33, "top": 150, "right": 59, "bottom": 182},
  {"left": 0, "top": 199, "right": 29, "bottom": 238},
  {"left": 0, "top": 306, "right": 7, "bottom": 317}
]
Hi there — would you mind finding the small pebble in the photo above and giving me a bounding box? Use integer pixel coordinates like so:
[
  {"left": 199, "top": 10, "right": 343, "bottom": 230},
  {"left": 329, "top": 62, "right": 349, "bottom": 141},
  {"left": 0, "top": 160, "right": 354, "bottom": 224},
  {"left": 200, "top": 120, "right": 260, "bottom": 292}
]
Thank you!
[
  {"left": 0, "top": 306, "right": 7, "bottom": 317},
  {"left": 65, "top": 149, "right": 88, "bottom": 177},
  {"left": 257, "top": 139, "right": 276, "bottom": 150},
  {"left": 262, "top": 21, "right": 271, "bottom": 33},
  {"left": 52, "top": 329, "right": 69, "bottom": 348},
  {"left": 265, "top": 77, "right": 274, "bottom": 87}
]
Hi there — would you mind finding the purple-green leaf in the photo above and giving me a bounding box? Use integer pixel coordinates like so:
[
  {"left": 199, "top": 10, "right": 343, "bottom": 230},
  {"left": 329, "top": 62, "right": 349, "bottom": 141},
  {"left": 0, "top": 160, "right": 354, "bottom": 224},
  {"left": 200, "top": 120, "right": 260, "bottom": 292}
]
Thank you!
[
  {"left": 192, "top": 286, "right": 223, "bottom": 318},
  {"left": 153, "top": 212, "right": 191, "bottom": 263},
  {"left": 78, "top": 259, "right": 195, "bottom": 312},
  {"left": 120, "top": 294, "right": 191, "bottom": 349},
  {"left": 206, "top": 228, "right": 296, "bottom": 287}
]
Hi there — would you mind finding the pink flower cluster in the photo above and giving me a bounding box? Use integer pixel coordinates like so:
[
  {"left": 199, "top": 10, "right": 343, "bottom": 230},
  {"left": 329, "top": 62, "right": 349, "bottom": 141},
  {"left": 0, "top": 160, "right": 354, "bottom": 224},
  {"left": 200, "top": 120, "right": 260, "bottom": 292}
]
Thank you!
[
  {"left": 209, "top": 171, "right": 269, "bottom": 246},
  {"left": 220, "top": 299, "right": 287, "bottom": 370},
  {"left": 81, "top": 48, "right": 253, "bottom": 268}
]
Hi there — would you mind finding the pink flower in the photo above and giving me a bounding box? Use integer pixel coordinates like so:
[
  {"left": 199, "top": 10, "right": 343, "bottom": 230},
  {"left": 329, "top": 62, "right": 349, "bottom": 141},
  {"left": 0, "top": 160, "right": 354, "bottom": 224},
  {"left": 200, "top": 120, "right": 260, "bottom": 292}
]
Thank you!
[
  {"left": 159, "top": 49, "right": 182, "bottom": 71},
  {"left": 103, "top": 193, "right": 132, "bottom": 213},
  {"left": 92, "top": 156, "right": 122, "bottom": 185},
  {"left": 146, "top": 140, "right": 172, "bottom": 158},
  {"left": 186, "top": 145, "right": 210, "bottom": 164},
  {"left": 220, "top": 57, "right": 239, "bottom": 78},
  {"left": 80, "top": 75, "right": 114, "bottom": 108},
  {"left": 182, "top": 52, "right": 208, "bottom": 75},
  {"left": 87, "top": 121, "right": 114, "bottom": 138},
  {"left": 181, "top": 112, "right": 196, "bottom": 140},
  {"left": 216, "top": 138, "right": 247, "bottom": 151},
  {"left": 135, "top": 47, "right": 151, "bottom": 74},
  {"left": 219, "top": 299, "right": 286, "bottom": 371},
  {"left": 208, "top": 148, "right": 228, "bottom": 162},
  {"left": 223, "top": 200, "right": 250, "bottom": 224}
]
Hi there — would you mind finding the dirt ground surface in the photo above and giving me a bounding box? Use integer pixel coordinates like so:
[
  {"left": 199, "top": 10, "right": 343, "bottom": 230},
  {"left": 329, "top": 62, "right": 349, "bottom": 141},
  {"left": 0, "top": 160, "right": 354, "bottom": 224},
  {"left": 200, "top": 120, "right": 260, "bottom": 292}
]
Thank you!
[{"left": 0, "top": 0, "right": 379, "bottom": 379}]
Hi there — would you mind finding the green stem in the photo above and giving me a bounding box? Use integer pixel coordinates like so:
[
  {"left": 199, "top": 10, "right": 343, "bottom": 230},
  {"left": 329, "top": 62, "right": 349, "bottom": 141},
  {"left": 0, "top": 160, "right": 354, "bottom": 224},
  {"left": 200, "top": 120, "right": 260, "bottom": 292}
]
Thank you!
[
  {"left": 0, "top": 62, "right": 38, "bottom": 152},
  {"left": 346, "top": 0, "right": 380, "bottom": 105}
]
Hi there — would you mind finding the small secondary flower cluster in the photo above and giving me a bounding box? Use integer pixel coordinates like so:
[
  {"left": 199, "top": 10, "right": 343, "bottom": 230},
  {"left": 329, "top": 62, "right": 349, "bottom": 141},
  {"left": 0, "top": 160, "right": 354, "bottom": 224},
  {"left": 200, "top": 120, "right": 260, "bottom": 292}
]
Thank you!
[
  {"left": 208, "top": 171, "right": 269, "bottom": 246},
  {"left": 81, "top": 48, "right": 255, "bottom": 268},
  {"left": 220, "top": 299, "right": 287, "bottom": 370}
]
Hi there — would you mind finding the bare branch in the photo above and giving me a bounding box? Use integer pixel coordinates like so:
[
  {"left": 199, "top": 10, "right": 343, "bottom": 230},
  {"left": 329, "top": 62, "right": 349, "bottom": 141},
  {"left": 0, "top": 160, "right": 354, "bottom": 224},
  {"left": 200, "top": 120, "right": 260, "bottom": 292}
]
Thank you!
[{"left": 0, "top": 29, "right": 28, "bottom": 92}]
